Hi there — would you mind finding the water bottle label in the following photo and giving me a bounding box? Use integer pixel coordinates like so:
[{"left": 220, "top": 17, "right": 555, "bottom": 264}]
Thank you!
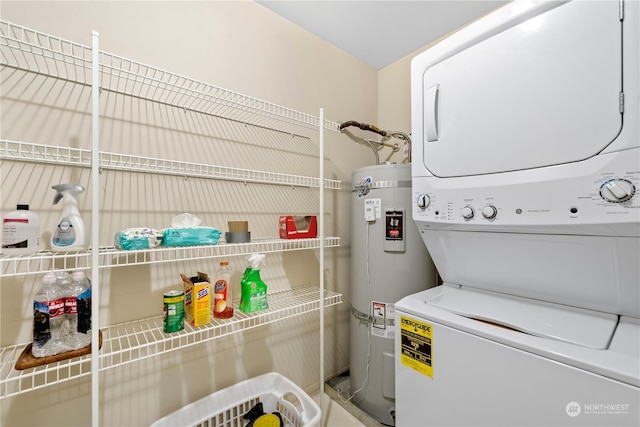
[
  {"left": 77, "top": 291, "right": 91, "bottom": 334},
  {"left": 64, "top": 296, "right": 77, "bottom": 315},
  {"left": 33, "top": 301, "right": 51, "bottom": 347},
  {"left": 48, "top": 298, "right": 65, "bottom": 318}
]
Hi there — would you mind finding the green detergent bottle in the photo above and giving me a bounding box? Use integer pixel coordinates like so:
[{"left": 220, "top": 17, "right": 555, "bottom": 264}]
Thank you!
[{"left": 239, "top": 253, "right": 269, "bottom": 313}]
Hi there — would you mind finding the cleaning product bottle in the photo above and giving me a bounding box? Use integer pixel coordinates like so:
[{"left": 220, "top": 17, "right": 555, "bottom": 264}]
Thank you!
[
  {"left": 2, "top": 204, "right": 40, "bottom": 256},
  {"left": 213, "top": 260, "right": 233, "bottom": 319},
  {"left": 239, "top": 253, "right": 268, "bottom": 313},
  {"left": 51, "top": 184, "right": 88, "bottom": 252}
]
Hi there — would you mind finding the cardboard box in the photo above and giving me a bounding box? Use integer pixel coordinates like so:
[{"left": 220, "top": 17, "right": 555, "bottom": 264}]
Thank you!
[
  {"left": 279, "top": 216, "right": 317, "bottom": 239},
  {"left": 180, "top": 272, "right": 211, "bottom": 327}
]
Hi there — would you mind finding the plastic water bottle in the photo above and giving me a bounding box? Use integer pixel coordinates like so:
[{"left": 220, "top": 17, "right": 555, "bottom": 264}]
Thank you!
[
  {"left": 62, "top": 270, "right": 92, "bottom": 349},
  {"left": 32, "top": 272, "right": 65, "bottom": 357},
  {"left": 54, "top": 272, "right": 71, "bottom": 348},
  {"left": 76, "top": 273, "right": 92, "bottom": 342}
]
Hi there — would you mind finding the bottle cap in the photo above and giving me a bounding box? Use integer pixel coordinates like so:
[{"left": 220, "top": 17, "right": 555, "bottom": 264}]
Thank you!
[
  {"left": 220, "top": 261, "right": 229, "bottom": 266},
  {"left": 17, "top": 204, "right": 29, "bottom": 210},
  {"left": 43, "top": 272, "right": 57, "bottom": 285}
]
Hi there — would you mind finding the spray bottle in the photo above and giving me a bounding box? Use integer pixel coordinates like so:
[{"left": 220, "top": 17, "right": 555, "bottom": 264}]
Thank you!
[
  {"left": 51, "top": 184, "right": 88, "bottom": 252},
  {"left": 239, "top": 253, "right": 269, "bottom": 313}
]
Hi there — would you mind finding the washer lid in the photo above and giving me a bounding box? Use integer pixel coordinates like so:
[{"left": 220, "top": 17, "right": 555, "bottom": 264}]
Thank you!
[
  {"left": 420, "top": 0, "right": 622, "bottom": 177},
  {"left": 425, "top": 285, "right": 618, "bottom": 350}
]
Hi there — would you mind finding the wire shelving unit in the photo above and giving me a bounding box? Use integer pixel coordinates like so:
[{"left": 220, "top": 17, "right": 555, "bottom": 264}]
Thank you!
[{"left": 0, "top": 19, "right": 342, "bottom": 427}]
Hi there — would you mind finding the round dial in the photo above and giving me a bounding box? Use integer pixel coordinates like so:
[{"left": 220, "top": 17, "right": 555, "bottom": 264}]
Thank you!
[
  {"left": 461, "top": 206, "right": 474, "bottom": 219},
  {"left": 417, "top": 194, "right": 430, "bottom": 210},
  {"left": 482, "top": 205, "right": 498, "bottom": 219},
  {"left": 600, "top": 179, "right": 636, "bottom": 203}
]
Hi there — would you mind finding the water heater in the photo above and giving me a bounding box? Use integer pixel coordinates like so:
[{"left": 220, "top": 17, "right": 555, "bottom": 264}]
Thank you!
[{"left": 350, "top": 163, "right": 436, "bottom": 425}]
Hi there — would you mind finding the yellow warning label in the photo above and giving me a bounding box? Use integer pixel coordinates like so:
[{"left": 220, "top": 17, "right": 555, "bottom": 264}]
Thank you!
[{"left": 399, "top": 316, "right": 433, "bottom": 378}]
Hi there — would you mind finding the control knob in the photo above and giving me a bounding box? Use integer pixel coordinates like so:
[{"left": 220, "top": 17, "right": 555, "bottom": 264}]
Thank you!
[
  {"left": 482, "top": 205, "right": 498, "bottom": 219},
  {"left": 417, "top": 194, "right": 430, "bottom": 210},
  {"left": 600, "top": 179, "right": 636, "bottom": 203},
  {"left": 461, "top": 206, "right": 474, "bottom": 219}
]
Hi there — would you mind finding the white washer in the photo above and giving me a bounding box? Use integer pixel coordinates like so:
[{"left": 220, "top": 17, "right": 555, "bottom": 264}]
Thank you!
[
  {"left": 397, "top": 1, "right": 640, "bottom": 425},
  {"left": 395, "top": 286, "right": 639, "bottom": 426}
]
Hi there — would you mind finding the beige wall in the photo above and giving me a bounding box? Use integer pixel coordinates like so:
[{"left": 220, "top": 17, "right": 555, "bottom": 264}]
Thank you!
[{"left": 0, "top": 1, "right": 432, "bottom": 425}]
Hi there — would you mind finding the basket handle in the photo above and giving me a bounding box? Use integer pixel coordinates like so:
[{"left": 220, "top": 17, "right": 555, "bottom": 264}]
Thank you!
[{"left": 281, "top": 391, "right": 315, "bottom": 423}]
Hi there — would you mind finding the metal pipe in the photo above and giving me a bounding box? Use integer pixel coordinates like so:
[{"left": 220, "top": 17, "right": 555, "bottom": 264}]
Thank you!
[
  {"left": 340, "top": 120, "right": 411, "bottom": 163},
  {"left": 365, "top": 137, "right": 400, "bottom": 151},
  {"left": 363, "top": 138, "right": 380, "bottom": 165},
  {"left": 390, "top": 131, "right": 412, "bottom": 163}
]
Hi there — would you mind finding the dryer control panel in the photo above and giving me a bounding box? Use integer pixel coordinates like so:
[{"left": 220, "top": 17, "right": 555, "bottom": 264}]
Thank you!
[{"left": 413, "top": 150, "right": 640, "bottom": 237}]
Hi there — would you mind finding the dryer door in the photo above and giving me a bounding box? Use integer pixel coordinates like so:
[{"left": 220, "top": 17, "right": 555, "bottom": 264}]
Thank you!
[{"left": 422, "top": 0, "right": 622, "bottom": 178}]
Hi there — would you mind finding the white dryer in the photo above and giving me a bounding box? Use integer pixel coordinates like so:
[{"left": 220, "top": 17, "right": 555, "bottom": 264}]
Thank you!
[{"left": 396, "top": 1, "right": 640, "bottom": 426}]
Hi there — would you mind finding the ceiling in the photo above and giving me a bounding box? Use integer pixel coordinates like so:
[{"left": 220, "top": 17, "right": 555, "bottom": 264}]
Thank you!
[{"left": 256, "top": 0, "right": 508, "bottom": 69}]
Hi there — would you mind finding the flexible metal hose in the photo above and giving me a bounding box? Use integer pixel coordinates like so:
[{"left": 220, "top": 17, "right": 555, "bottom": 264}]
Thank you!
[
  {"left": 339, "top": 121, "right": 412, "bottom": 163},
  {"left": 339, "top": 120, "right": 389, "bottom": 137}
]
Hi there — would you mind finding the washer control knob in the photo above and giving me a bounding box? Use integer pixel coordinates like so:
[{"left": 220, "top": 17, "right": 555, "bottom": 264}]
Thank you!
[
  {"left": 482, "top": 205, "right": 498, "bottom": 219},
  {"left": 461, "top": 206, "right": 474, "bottom": 219},
  {"left": 600, "top": 179, "right": 636, "bottom": 203},
  {"left": 417, "top": 194, "right": 430, "bottom": 210}
]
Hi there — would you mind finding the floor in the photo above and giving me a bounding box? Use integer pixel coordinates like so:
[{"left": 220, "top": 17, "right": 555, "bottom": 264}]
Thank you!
[{"left": 312, "top": 373, "right": 386, "bottom": 427}]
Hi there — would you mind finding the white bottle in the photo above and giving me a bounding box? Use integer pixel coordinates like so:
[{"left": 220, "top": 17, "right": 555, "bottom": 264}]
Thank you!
[
  {"left": 62, "top": 270, "right": 92, "bottom": 350},
  {"left": 32, "top": 272, "right": 66, "bottom": 357},
  {"left": 51, "top": 184, "right": 88, "bottom": 252},
  {"left": 2, "top": 204, "right": 40, "bottom": 256}
]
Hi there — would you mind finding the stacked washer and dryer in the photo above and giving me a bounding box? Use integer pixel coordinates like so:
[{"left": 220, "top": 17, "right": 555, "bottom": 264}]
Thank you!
[{"left": 396, "top": 1, "right": 640, "bottom": 426}]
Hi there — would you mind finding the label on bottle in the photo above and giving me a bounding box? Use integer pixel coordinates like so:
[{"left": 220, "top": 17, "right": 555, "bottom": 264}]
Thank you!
[
  {"left": 52, "top": 218, "right": 76, "bottom": 247},
  {"left": 2, "top": 218, "right": 39, "bottom": 249},
  {"left": 64, "top": 296, "right": 77, "bottom": 315},
  {"left": 77, "top": 288, "right": 92, "bottom": 334},
  {"left": 214, "top": 279, "right": 228, "bottom": 314},
  {"left": 33, "top": 301, "right": 51, "bottom": 348},
  {"left": 48, "top": 298, "right": 65, "bottom": 319}
]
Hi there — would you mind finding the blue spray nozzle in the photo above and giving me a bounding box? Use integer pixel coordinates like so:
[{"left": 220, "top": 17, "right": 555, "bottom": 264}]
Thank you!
[{"left": 52, "top": 184, "right": 85, "bottom": 205}]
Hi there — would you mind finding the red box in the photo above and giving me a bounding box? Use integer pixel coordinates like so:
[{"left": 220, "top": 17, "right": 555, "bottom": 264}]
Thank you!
[{"left": 279, "top": 216, "right": 317, "bottom": 239}]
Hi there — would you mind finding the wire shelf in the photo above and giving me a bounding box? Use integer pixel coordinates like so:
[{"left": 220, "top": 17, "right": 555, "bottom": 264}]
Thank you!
[
  {"left": 0, "top": 343, "right": 92, "bottom": 400},
  {"left": 98, "top": 51, "right": 341, "bottom": 135},
  {"left": 0, "top": 285, "right": 342, "bottom": 399},
  {"left": 0, "top": 237, "right": 341, "bottom": 277},
  {"left": 0, "top": 20, "right": 340, "bottom": 135},
  {"left": 0, "top": 20, "right": 92, "bottom": 85},
  {"left": 0, "top": 139, "right": 341, "bottom": 189}
]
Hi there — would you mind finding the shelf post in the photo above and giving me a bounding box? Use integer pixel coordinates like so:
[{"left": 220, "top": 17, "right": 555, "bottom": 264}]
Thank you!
[
  {"left": 91, "top": 30, "right": 100, "bottom": 427},
  {"left": 319, "top": 108, "right": 325, "bottom": 425}
]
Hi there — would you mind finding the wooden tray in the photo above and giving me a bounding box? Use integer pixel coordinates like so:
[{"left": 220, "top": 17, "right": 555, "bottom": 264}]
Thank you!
[{"left": 14, "top": 330, "right": 102, "bottom": 370}]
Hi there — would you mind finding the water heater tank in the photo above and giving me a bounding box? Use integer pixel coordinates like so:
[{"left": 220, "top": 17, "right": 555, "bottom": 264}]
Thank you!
[{"left": 349, "top": 163, "right": 436, "bottom": 426}]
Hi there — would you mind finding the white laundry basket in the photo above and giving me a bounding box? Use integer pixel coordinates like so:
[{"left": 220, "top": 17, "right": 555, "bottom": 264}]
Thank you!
[{"left": 150, "top": 372, "right": 321, "bottom": 427}]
